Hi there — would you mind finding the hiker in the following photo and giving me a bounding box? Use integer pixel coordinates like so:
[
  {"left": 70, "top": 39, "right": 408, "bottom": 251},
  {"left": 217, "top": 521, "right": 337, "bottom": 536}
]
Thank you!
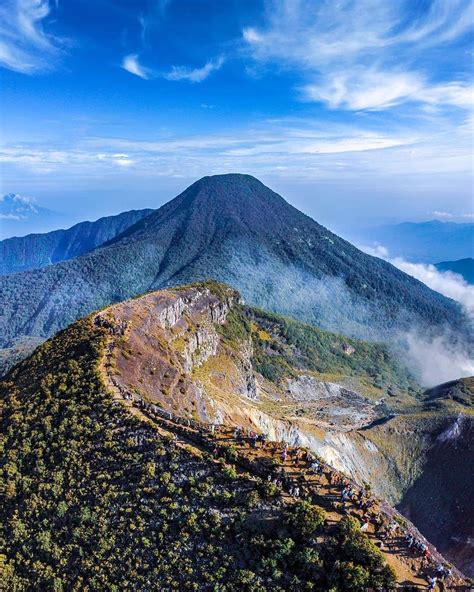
[
  {"left": 281, "top": 449, "right": 288, "bottom": 462},
  {"left": 360, "top": 516, "right": 370, "bottom": 532},
  {"left": 421, "top": 545, "right": 431, "bottom": 566},
  {"left": 436, "top": 564, "right": 452, "bottom": 581},
  {"left": 427, "top": 575, "right": 437, "bottom": 591}
]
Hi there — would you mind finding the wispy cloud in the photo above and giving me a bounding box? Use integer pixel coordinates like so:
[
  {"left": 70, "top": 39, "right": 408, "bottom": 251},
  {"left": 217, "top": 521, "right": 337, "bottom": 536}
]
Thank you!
[
  {"left": 0, "top": 0, "right": 64, "bottom": 74},
  {"left": 433, "top": 210, "right": 474, "bottom": 221},
  {"left": 121, "top": 53, "right": 224, "bottom": 83},
  {"left": 121, "top": 53, "right": 151, "bottom": 80},
  {"left": 242, "top": 0, "right": 474, "bottom": 112},
  {"left": 2, "top": 111, "right": 471, "bottom": 187},
  {"left": 164, "top": 55, "right": 224, "bottom": 83}
]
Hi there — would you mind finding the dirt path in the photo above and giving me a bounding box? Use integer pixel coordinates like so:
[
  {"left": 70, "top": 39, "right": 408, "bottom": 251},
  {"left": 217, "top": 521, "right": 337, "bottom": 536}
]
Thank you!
[{"left": 100, "top": 326, "right": 470, "bottom": 591}]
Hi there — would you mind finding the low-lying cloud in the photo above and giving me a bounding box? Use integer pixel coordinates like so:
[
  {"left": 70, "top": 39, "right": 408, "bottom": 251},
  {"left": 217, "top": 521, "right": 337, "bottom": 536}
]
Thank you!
[
  {"left": 392, "top": 258, "right": 474, "bottom": 317},
  {"left": 360, "top": 244, "right": 474, "bottom": 317},
  {"left": 360, "top": 243, "right": 474, "bottom": 385},
  {"left": 401, "top": 329, "right": 474, "bottom": 386}
]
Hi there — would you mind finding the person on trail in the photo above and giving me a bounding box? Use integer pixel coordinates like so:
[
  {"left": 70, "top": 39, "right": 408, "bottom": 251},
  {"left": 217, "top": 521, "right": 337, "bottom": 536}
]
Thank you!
[
  {"left": 360, "top": 517, "right": 370, "bottom": 532},
  {"left": 436, "top": 564, "right": 451, "bottom": 580},
  {"left": 281, "top": 449, "right": 288, "bottom": 462},
  {"left": 422, "top": 546, "right": 431, "bottom": 567},
  {"left": 427, "top": 575, "right": 437, "bottom": 591}
]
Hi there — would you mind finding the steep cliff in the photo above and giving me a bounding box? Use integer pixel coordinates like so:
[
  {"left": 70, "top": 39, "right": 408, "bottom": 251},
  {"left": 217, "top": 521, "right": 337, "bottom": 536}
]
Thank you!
[{"left": 92, "top": 282, "right": 472, "bottom": 575}]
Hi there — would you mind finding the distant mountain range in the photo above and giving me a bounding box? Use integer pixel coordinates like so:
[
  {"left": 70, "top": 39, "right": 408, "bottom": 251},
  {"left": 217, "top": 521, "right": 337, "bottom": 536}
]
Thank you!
[
  {"left": 347, "top": 220, "right": 473, "bottom": 263},
  {"left": 0, "top": 174, "right": 468, "bottom": 357},
  {"left": 0, "top": 193, "right": 65, "bottom": 239},
  {"left": 435, "top": 258, "right": 474, "bottom": 285},
  {"left": 0, "top": 208, "right": 153, "bottom": 275}
]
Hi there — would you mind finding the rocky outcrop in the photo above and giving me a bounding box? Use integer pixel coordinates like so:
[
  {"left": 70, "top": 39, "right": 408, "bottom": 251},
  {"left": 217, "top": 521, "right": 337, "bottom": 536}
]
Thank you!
[
  {"left": 285, "top": 375, "right": 382, "bottom": 430},
  {"left": 98, "top": 284, "right": 473, "bottom": 578}
]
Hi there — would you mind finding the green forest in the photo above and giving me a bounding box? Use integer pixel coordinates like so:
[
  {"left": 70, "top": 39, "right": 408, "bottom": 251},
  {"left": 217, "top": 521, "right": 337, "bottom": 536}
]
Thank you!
[{"left": 1, "top": 315, "right": 395, "bottom": 591}]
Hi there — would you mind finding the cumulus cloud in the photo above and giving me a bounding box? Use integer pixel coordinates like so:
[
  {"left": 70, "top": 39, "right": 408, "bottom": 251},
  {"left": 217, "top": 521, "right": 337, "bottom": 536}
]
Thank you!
[
  {"left": 164, "top": 56, "right": 224, "bottom": 83},
  {"left": 0, "top": 0, "right": 64, "bottom": 74},
  {"left": 0, "top": 192, "right": 40, "bottom": 220},
  {"left": 402, "top": 329, "right": 474, "bottom": 386},
  {"left": 242, "top": 0, "right": 474, "bottom": 112}
]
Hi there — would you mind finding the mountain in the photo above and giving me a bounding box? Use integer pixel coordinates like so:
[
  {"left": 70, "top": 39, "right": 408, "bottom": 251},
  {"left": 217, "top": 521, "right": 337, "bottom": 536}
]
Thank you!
[
  {"left": 0, "top": 207, "right": 153, "bottom": 275},
  {"left": 0, "top": 174, "right": 468, "bottom": 359},
  {"left": 0, "top": 193, "right": 64, "bottom": 239},
  {"left": 1, "top": 282, "right": 470, "bottom": 587},
  {"left": 435, "top": 258, "right": 474, "bottom": 284},
  {"left": 347, "top": 220, "right": 474, "bottom": 263}
]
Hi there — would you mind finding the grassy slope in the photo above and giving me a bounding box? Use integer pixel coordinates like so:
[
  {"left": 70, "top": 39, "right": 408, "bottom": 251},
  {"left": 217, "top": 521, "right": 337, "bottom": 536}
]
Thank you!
[
  {"left": 0, "top": 314, "right": 396, "bottom": 592},
  {"left": 216, "top": 302, "right": 420, "bottom": 401}
]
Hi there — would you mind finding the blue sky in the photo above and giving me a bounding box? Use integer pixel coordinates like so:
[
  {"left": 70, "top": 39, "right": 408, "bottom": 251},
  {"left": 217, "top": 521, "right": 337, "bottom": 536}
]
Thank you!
[{"left": 0, "top": 0, "right": 473, "bottom": 236}]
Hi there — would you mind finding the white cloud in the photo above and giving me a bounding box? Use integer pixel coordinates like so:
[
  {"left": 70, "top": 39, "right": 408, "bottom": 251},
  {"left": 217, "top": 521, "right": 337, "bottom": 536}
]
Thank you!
[
  {"left": 1, "top": 99, "right": 472, "bottom": 186},
  {"left": 121, "top": 54, "right": 150, "bottom": 80},
  {"left": 392, "top": 258, "right": 474, "bottom": 316},
  {"left": 242, "top": 0, "right": 474, "bottom": 112},
  {"left": 0, "top": 0, "right": 64, "bottom": 74},
  {"left": 433, "top": 210, "right": 474, "bottom": 221},
  {"left": 121, "top": 54, "right": 224, "bottom": 83},
  {"left": 301, "top": 70, "right": 425, "bottom": 111},
  {"left": 164, "top": 56, "right": 224, "bottom": 83},
  {"left": 403, "top": 330, "right": 474, "bottom": 386},
  {"left": 359, "top": 243, "right": 474, "bottom": 316}
]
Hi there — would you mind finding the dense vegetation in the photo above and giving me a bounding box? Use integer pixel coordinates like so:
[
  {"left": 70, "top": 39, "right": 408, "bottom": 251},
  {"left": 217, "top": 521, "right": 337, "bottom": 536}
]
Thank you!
[
  {"left": 216, "top": 303, "right": 420, "bottom": 396},
  {"left": 1, "top": 314, "right": 396, "bottom": 591},
  {"left": 0, "top": 208, "right": 152, "bottom": 275},
  {"left": 0, "top": 174, "right": 467, "bottom": 356},
  {"left": 424, "top": 377, "right": 474, "bottom": 409}
]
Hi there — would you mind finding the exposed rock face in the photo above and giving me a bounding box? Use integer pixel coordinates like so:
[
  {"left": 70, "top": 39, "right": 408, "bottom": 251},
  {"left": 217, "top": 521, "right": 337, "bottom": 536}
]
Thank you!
[
  {"left": 99, "top": 284, "right": 239, "bottom": 421},
  {"left": 398, "top": 416, "right": 474, "bottom": 576},
  {"left": 97, "top": 283, "right": 473, "bottom": 576},
  {"left": 285, "top": 375, "right": 381, "bottom": 430}
]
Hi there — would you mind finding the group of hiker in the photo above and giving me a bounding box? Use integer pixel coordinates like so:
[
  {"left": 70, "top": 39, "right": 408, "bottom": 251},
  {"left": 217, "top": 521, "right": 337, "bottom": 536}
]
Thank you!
[
  {"left": 130, "top": 400, "right": 460, "bottom": 590},
  {"left": 223, "top": 426, "right": 458, "bottom": 590}
]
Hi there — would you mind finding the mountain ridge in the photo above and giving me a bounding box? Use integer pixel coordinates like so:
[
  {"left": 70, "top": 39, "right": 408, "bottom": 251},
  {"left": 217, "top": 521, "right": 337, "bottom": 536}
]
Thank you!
[
  {"left": 435, "top": 258, "right": 474, "bottom": 284},
  {"left": 0, "top": 207, "right": 153, "bottom": 275},
  {"left": 346, "top": 219, "right": 474, "bottom": 263},
  {"left": 3, "top": 281, "right": 471, "bottom": 582},
  {"left": 0, "top": 174, "right": 469, "bottom": 360}
]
